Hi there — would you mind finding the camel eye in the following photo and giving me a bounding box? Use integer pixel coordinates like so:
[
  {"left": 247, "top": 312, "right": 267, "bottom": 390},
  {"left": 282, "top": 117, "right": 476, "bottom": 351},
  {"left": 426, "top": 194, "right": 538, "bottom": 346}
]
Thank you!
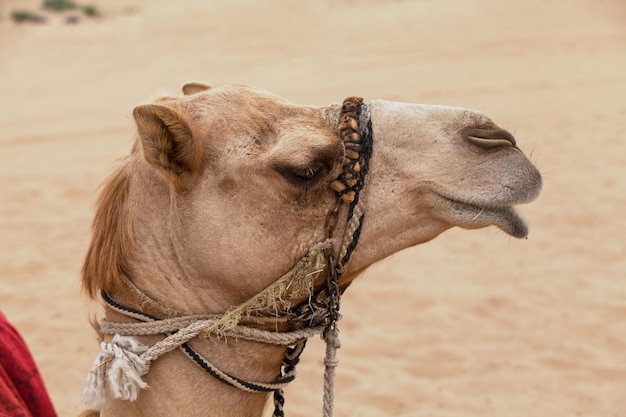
[
  {"left": 291, "top": 163, "right": 324, "bottom": 182},
  {"left": 275, "top": 161, "right": 327, "bottom": 187}
]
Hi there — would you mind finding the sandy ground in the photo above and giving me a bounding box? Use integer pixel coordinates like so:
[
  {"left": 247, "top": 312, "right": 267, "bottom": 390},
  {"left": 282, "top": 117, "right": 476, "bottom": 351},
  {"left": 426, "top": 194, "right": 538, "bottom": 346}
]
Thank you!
[{"left": 1, "top": 0, "right": 625, "bottom": 416}]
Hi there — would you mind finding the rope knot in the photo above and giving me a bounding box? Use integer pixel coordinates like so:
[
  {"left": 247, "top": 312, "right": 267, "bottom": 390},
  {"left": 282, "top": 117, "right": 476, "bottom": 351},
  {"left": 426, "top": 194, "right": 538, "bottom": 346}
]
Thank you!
[
  {"left": 81, "top": 335, "right": 150, "bottom": 410},
  {"left": 323, "top": 328, "right": 341, "bottom": 350}
]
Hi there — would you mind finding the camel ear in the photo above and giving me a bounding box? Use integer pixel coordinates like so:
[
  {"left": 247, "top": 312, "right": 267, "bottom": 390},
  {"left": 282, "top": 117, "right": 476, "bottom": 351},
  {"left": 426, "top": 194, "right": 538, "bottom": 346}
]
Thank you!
[
  {"left": 133, "top": 104, "right": 204, "bottom": 188},
  {"left": 182, "top": 82, "right": 211, "bottom": 95}
]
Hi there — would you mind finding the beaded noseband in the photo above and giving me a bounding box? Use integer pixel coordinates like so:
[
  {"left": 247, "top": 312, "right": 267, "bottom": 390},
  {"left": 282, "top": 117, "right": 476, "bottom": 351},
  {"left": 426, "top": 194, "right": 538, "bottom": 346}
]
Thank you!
[{"left": 82, "top": 97, "right": 373, "bottom": 417}]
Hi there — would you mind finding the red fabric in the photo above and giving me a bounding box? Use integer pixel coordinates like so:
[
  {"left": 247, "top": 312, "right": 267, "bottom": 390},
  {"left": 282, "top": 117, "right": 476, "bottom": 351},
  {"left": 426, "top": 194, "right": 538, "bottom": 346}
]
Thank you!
[{"left": 0, "top": 311, "right": 57, "bottom": 417}]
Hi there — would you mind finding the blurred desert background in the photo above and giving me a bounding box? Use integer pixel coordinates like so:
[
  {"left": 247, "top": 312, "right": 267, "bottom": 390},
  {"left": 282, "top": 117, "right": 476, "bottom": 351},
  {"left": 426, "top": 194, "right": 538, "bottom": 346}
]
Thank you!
[{"left": 1, "top": 0, "right": 625, "bottom": 416}]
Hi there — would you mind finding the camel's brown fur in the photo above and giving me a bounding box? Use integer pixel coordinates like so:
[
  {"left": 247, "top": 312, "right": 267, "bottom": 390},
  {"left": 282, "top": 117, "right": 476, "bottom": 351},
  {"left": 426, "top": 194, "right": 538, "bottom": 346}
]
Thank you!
[{"left": 82, "top": 162, "right": 134, "bottom": 298}]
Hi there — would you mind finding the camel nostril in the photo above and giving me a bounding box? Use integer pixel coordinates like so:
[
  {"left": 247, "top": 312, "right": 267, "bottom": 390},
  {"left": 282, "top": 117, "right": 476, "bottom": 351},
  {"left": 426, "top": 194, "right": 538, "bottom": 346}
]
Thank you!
[{"left": 463, "top": 127, "right": 516, "bottom": 149}]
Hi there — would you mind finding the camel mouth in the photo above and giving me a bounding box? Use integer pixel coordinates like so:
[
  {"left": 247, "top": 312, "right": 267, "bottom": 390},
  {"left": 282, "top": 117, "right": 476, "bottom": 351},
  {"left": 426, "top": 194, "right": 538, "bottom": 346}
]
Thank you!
[{"left": 433, "top": 195, "right": 529, "bottom": 238}]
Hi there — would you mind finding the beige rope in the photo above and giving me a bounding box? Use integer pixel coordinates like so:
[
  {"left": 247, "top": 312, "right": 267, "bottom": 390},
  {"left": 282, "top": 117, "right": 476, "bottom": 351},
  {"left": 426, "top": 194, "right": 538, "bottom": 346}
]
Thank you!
[
  {"left": 100, "top": 317, "right": 324, "bottom": 347},
  {"left": 322, "top": 328, "right": 341, "bottom": 417}
]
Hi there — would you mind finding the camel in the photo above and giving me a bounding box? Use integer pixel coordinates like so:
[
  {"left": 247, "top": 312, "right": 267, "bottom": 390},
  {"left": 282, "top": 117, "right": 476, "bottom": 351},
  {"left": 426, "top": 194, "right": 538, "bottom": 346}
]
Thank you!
[{"left": 79, "top": 82, "right": 542, "bottom": 417}]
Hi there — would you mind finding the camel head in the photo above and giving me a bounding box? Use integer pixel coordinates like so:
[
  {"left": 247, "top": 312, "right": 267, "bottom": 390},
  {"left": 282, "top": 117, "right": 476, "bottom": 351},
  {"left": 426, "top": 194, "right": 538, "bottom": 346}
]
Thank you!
[
  {"left": 83, "top": 83, "right": 541, "bottom": 310},
  {"left": 81, "top": 83, "right": 541, "bottom": 416}
]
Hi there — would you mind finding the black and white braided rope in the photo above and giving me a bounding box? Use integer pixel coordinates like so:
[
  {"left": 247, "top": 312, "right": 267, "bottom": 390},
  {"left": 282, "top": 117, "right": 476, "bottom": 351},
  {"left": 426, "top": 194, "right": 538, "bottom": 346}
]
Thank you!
[{"left": 101, "top": 291, "right": 307, "bottom": 397}]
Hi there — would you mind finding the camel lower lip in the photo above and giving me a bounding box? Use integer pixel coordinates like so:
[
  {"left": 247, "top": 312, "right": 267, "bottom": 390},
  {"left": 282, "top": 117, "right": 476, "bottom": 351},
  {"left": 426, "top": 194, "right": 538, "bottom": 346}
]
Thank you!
[{"left": 436, "top": 196, "right": 529, "bottom": 238}]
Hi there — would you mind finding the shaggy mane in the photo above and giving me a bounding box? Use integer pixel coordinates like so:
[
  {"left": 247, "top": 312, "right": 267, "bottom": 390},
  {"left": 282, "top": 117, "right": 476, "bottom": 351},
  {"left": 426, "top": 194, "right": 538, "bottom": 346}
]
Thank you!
[{"left": 82, "top": 160, "right": 135, "bottom": 298}]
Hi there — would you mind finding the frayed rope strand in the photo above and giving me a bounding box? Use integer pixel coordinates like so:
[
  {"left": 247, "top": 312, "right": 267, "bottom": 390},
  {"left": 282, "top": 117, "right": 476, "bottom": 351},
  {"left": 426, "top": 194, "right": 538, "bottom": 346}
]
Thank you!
[{"left": 81, "top": 335, "right": 150, "bottom": 410}]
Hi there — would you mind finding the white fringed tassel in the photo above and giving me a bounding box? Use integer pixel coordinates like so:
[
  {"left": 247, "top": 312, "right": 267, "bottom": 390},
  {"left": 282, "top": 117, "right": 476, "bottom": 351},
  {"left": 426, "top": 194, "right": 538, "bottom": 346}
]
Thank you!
[{"left": 81, "top": 335, "right": 150, "bottom": 410}]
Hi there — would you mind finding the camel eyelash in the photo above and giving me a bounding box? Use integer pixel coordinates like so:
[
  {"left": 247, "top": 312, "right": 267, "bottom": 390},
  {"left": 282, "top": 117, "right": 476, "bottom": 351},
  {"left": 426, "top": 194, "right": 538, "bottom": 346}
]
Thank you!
[
  {"left": 274, "top": 161, "right": 328, "bottom": 188},
  {"left": 292, "top": 164, "right": 324, "bottom": 181}
]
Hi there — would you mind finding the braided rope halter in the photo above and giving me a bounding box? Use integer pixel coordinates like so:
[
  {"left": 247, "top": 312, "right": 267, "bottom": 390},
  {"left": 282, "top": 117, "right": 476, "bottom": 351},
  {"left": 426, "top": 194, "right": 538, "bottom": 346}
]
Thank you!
[{"left": 81, "top": 97, "right": 373, "bottom": 417}]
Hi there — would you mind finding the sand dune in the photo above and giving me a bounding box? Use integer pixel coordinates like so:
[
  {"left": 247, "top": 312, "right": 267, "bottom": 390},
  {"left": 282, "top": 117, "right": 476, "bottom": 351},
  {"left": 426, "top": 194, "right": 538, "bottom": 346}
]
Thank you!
[{"left": 1, "top": 0, "right": 625, "bottom": 416}]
